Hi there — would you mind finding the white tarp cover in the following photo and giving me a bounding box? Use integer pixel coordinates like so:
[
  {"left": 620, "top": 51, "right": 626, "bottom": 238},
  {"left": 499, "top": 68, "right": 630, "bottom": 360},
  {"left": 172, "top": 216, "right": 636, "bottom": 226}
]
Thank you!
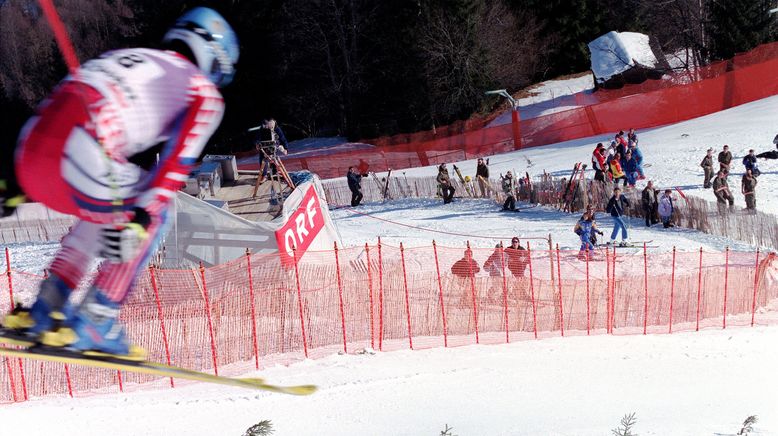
[{"left": 588, "top": 31, "right": 659, "bottom": 83}]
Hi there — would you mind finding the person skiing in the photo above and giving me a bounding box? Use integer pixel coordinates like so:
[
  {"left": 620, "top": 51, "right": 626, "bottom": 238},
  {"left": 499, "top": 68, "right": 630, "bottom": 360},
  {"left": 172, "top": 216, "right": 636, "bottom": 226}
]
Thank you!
[
  {"left": 712, "top": 170, "right": 735, "bottom": 214},
  {"left": 658, "top": 189, "right": 675, "bottom": 228},
  {"left": 347, "top": 166, "right": 364, "bottom": 207},
  {"left": 437, "top": 163, "right": 455, "bottom": 204},
  {"left": 575, "top": 210, "right": 598, "bottom": 260},
  {"left": 701, "top": 148, "right": 715, "bottom": 189},
  {"left": 475, "top": 157, "right": 490, "bottom": 198},
  {"left": 641, "top": 181, "right": 657, "bottom": 227},
  {"left": 742, "top": 149, "right": 760, "bottom": 177},
  {"left": 741, "top": 168, "right": 758, "bottom": 212},
  {"left": 606, "top": 187, "right": 630, "bottom": 246},
  {"left": 3, "top": 7, "right": 239, "bottom": 359},
  {"left": 501, "top": 171, "right": 516, "bottom": 211},
  {"left": 718, "top": 145, "right": 732, "bottom": 177}
]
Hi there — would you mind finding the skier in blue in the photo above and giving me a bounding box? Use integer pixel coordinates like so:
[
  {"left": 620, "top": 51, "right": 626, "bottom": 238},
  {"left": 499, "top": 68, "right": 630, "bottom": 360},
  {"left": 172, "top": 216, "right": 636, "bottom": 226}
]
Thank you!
[
  {"left": 606, "top": 187, "right": 630, "bottom": 246},
  {"left": 575, "top": 210, "right": 599, "bottom": 260}
]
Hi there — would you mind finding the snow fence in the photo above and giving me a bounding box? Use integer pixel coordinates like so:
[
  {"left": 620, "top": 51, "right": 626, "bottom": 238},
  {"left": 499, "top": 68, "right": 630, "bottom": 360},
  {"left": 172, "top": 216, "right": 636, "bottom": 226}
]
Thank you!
[{"left": 0, "top": 243, "right": 776, "bottom": 403}]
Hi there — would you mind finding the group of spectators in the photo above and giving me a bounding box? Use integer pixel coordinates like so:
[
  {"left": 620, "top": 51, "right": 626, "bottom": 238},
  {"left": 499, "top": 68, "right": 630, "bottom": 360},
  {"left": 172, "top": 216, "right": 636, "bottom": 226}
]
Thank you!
[
  {"left": 450, "top": 237, "right": 529, "bottom": 278},
  {"left": 702, "top": 145, "right": 759, "bottom": 213},
  {"left": 591, "top": 129, "right": 645, "bottom": 187}
]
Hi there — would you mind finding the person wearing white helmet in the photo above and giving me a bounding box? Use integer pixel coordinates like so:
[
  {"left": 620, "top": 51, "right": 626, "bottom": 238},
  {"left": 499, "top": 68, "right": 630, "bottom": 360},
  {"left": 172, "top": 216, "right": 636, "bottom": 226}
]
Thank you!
[{"left": 5, "top": 7, "right": 239, "bottom": 359}]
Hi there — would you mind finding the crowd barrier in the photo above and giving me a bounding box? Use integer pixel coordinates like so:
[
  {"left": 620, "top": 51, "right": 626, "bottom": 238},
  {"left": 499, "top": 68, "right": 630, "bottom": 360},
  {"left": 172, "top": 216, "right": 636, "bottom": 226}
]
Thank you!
[
  {"left": 263, "top": 42, "right": 778, "bottom": 179},
  {"left": 0, "top": 240, "right": 776, "bottom": 403}
]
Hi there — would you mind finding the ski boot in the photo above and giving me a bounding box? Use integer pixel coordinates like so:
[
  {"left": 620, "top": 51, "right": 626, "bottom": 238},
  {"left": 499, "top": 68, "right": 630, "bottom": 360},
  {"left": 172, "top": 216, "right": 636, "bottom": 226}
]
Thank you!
[
  {"left": 2, "top": 275, "right": 72, "bottom": 336},
  {"left": 41, "top": 287, "right": 146, "bottom": 361}
]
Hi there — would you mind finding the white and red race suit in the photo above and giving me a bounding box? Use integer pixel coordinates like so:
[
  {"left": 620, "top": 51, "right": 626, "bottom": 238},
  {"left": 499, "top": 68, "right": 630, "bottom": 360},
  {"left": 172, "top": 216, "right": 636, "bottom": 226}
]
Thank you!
[{"left": 16, "top": 48, "right": 224, "bottom": 302}]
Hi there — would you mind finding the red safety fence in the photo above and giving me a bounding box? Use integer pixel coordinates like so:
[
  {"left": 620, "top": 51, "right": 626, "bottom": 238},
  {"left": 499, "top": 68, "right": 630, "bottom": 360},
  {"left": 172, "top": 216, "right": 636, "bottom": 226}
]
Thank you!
[
  {"left": 253, "top": 42, "right": 778, "bottom": 179},
  {"left": 0, "top": 243, "right": 776, "bottom": 403}
]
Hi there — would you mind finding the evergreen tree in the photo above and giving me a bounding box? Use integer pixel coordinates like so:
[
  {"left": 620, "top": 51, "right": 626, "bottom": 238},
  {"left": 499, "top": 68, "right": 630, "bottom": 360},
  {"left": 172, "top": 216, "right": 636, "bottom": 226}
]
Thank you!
[{"left": 707, "top": 0, "right": 776, "bottom": 60}]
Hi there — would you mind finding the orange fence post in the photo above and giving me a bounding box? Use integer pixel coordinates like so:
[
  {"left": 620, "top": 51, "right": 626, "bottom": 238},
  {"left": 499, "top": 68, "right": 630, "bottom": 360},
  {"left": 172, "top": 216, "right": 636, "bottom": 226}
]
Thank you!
[
  {"left": 555, "top": 244, "right": 564, "bottom": 337},
  {"left": 611, "top": 247, "right": 617, "bottom": 332},
  {"left": 669, "top": 247, "right": 676, "bottom": 334},
  {"left": 149, "top": 265, "right": 174, "bottom": 386},
  {"left": 696, "top": 247, "right": 703, "bottom": 331},
  {"left": 365, "top": 243, "right": 375, "bottom": 349},
  {"left": 5, "top": 247, "right": 14, "bottom": 307},
  {"left": 585, "top": 249, "right": 590, "bottom": 335},
  {"left": 4, "top": 357, "right": 17, "bottom": 402},
  {"left": 377, "top": 238, "right": 385, "bottom": 351},
  {"left": 333, "top": 242, "right": 348, "bottom": 354},
  {"left": 244, "top": 250, "right": 260, "bottom": 370},
  {"left": 643, "top": 242, "right": 648, "bottom": 335},
  {"left": 526, "top": 242, "right": 538, "bottom": 339},
  {"left": 499, "top": 244, "right": 509, "bottom": 343},
  {"left": 199, "top": 263, "right": 219, "bottom": 376},
  {"left": 751, "top": 249, "right": 761, "bottom": 327},
  {"left": 399, "top": 243, "right": 414, "bottom": 350},
  {"left": 466, "top": 241, "right": 480, "bottom": 344},
  {"left": 292, "top": 247, "right": 309, "bottom": 358},
  {"left": 117, "top": 370, "right": 123, "bottom": 393},
  {"left": 606, "top": 246, "right": 611, "bottom": 333},
  {"left": 723, "top": 246, "right": 729, "bottom": 329},
  {"left": 64, "top": 363, "right": 73, "bottom": 398},
  {"left": 432, "top": 241, "right": 448, "bottom": 347},
  {"left": 511, "top": 108, "right": 522, "bottom": 150}
]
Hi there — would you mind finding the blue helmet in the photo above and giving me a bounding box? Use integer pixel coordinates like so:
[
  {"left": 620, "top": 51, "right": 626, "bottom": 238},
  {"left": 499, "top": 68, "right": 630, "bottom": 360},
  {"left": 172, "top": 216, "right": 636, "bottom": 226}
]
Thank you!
[{"left": 163, "top": 7, "right": 239, "bottom": 87}]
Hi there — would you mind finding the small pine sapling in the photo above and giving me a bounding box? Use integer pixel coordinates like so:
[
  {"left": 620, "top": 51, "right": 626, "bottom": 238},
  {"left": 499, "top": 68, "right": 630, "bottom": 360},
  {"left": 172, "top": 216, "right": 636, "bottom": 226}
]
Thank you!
[
  {"left": 738, "top": 415, "right": 757, "bottom": 435},
  {"left": 612, "top": 412, "right": 638, "bottom": 436},
  {"left": 243, "top": 420, "right": 274, "bottom": 436},
  {"left": 439, "top": 424, "right": 458, "bottom": 436}
]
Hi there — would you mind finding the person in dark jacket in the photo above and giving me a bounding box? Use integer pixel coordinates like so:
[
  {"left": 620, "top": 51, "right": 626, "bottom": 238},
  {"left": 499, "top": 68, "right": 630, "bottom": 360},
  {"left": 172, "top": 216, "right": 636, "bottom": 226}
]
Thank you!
[
  {"left": 475, "top": 158, "right": 490, "bottom": 198},
  {"left": 606, "top": 187, "right": 630, "bottom": 246},
  {"left": 623, "top": 151, "right": 639, "bottom": 187},
  {"left": 592, "top": 143, "right": 608, "bottom": 183},
  {"left": 255, "top": 118, "right": 289, "bottom": 183},
  {"left": 741, "top": 168, "right": 757, "bottom": 211},
  {"left": 504, "top": 237, "right": 529, "bottom": 277},
  {"left": 437, "top": 163, "right": 455, "bottom": 204},
  {"left": 742, "top": 149, "right": 760, "bottom": 177},
  {"left": 501, "top": 171, "right": 516, "bottom": 211},
  {"left": 641, "top": 181, "right": 657, "bottom": 227},
  {"left": 701, "top": 148, "right": 715, "bottom": 188},
  {"left": 451, "top": 248, "right": 480, "bottom": 278},
  {"left": 346, "top": 166, "right": 363, "bottom": 207},
  {"left": 718, "top": 144, "right": 732, "bottom": 177},
  {"left": 627, "top": 128, "right": 638, "bottom": 145},
  {"left": 712, "top": 170, "right": 735, "bottom": 214}
]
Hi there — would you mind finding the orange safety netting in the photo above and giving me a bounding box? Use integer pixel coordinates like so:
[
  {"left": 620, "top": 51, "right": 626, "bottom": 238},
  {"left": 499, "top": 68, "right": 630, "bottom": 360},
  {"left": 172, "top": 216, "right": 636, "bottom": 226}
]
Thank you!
[
  {"left": 254, "top": 42, "right": 778, "bottom": 179},
  {"left": 0, "top": 244, "right": 775, "bottom": 403}
]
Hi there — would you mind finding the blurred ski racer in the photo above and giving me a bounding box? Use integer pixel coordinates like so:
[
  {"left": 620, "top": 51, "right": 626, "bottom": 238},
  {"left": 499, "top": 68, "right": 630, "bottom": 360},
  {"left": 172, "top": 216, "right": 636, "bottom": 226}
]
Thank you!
[{"left": 3, "top": 7, "right": 239, "bottom": 359}]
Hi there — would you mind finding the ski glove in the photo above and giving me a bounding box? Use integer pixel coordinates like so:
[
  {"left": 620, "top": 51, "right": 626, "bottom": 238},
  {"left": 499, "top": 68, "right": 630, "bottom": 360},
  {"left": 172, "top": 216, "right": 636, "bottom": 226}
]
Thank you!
[{"left": 100, "top": 208, "right": 152, "bottom": 263}]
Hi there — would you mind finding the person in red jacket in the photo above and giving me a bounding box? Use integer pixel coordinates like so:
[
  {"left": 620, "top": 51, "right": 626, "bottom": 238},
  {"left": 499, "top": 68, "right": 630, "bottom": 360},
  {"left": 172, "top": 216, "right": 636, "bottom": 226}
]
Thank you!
[
  {"left": 591, "top": 143, "right": 608, "bottom": 183},
  {"left": 451, "top": 248, "right": 480, "bottom": 278},
  {"left": 609, "top": 153, "right": 627, "bottom": 187}
]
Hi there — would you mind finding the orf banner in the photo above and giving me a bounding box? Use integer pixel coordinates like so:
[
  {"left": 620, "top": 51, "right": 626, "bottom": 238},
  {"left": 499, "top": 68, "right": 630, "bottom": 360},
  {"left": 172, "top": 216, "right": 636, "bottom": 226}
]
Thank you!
[{"left": 275, "top": 184, "right": 327, "bottom": 265}]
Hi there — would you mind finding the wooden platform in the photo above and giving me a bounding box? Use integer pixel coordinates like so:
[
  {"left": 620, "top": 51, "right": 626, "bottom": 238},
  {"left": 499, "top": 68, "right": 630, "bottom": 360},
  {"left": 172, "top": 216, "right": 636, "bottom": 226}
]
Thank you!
[{"left": 209, "top": 172, "right": 291, "bottom": 222}]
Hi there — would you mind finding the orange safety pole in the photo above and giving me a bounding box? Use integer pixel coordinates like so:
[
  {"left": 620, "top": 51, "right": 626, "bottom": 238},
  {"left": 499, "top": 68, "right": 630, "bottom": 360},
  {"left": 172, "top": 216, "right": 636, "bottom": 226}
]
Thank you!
[
  {"left": 245, "top": 249, "right": 260, "bottom": 369},
  {"left": 5, "top": 247, "right": 14, "bottom": 307},
  {"left": 292, "top": 247, "right": 309, "bottom": 358},
  {"left": 555, "top": 244, "right": 564, "bottom": 337},
  {"left": 511, "top": 107, "right": 523, "bottom": 150},
  {"left": 399, "top": 243, "right": 414, "bottom": 350},
  {"left": 696, "top": 247, "right": 703, "bottom": 331},
  {"left": 432, "top": 241, "right": 448, "bottom": 347},
  {"left": 585, "top": 248, "right": 590, "bottom": 335},
  {"left": 199, "top": 263, "right": 219, "bottom": 376},
  {"left": 333, "top": 242, "right": 348, "bottom": 354},
  {"left": 669, "top": 247, "right": 676, "bottom": 334},
  {"left": 606, "top": 246, "right": 611, "bottom": 333},
  {"left": 466, "top": 241, "right": 480, "bottom": 344},
  {"left": 365, "top": 243, "right": 375, "bottom": 349},
  {"left": 722, "top": 246, "right": 729, "bottom": 329},
  {"left": 611, "top": 246, "right": 617, "bottom": 332},
  {"left": 527, "top": 242, "right": 538, "bottom": 339},
  {"left": 117, "top": 370, "right": 123, "bottom": 393},
  {"left": 499, "top": 244, "right": 509, "bottom": 343},
  {"left": 377, "top": 238, "right": 385, "bottom": 351},
  {"left": 64, "top": 363, "right": 73, "bottom": 398},
  {"left": 4, "top": 358, "right": 17, "bottom": 402},
  {"left": 751, "top": 249, "right": 761, "bottom": 327},
  {"left": 37, "top": 0, "right": 80, "bottom": 72},
  {"left": 643, "top": 242, "right": 648, "bottom": 335},
  {"left": 149, "top": 266, "right": 174, "bottom": 387}
]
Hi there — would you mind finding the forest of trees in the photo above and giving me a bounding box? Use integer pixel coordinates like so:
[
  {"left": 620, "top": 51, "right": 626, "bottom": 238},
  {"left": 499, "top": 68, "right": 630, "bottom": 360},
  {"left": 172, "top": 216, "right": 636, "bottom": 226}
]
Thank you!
[{"left": 0, "top": 0, "right": 776, "bottom": 156}]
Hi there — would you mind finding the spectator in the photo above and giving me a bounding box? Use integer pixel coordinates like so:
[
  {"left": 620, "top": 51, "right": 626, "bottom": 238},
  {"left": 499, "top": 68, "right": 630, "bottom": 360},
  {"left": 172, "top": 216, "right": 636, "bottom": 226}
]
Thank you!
[
  {"left": 741, "top": 168, "right": 758, "bottom": 212},
  {"left": 502, "top": 171, "right": 516, "bottom": 211},
  {"left": 627, "top": 128, "right": 638, "bottom": 145},
  {"left": 701, "top": 148, "right": 715, "bottom": 189},
  {"left": 623, "top": 151, "right": 639, "bottom": 187},
  {"left": 504, "top": 237, "right": 529, "bottom": 277},
  {"left": 483, "top": 243, "right": 505, "bottom": 277},
  {"left": 437, "top": 163, "right": 455, "bottom": 204},
  {"left": 712, "top": 170, "right": 735, "bottom": 214},
  {"left": 641, "top": 181, "right": 657, "bottom": 227},
  {"left": 609, "top": 153, "right": 627, "bottom": 187},
  {"left": 591, "top": 143, "right": 608, "bottom": 183},
  {"left": 658, "top": 189, "right": 675, "bottom": 228},
  {"left": 718, "top": 144, "right": 732, "bottom": 177},
  {"left": 575, "top": 210, "right": 598, "bottom": 260},
  {"left": 255, "top": 118, "right": 289, "bottom": 183},
  {"left": 346, "top": 166, "right": 364, "bottom": 207},
  {"left": 451, "top": 248, "right": 480, "bottom": 278},
  {"left": 606, "top": 187, "right": 630, "bottom": 246},
  {"left": 476, "top": 157, "right": 490, "bottom": 198},
  {"left": 630, "top": 143, "right": 645, "bottom": 180},
  {"left": 742, "top": 149, "right": 760, "bottom": 177}
]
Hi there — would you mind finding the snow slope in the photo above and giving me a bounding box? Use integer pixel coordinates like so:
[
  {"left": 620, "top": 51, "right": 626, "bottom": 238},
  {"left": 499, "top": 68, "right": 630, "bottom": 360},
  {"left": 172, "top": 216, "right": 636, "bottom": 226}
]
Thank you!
[
  {"left": 383, "top": 95, "right": 778, "bottom": 216},
  {"left": 3, "top": 326, "right": 778, "bottom": 436}
]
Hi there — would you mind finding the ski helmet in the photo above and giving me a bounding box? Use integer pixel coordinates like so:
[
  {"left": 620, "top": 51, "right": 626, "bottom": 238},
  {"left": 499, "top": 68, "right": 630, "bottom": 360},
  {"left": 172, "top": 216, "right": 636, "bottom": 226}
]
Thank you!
[{"left": 163, "top": 7, "right": 239, "bottom": 87}]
